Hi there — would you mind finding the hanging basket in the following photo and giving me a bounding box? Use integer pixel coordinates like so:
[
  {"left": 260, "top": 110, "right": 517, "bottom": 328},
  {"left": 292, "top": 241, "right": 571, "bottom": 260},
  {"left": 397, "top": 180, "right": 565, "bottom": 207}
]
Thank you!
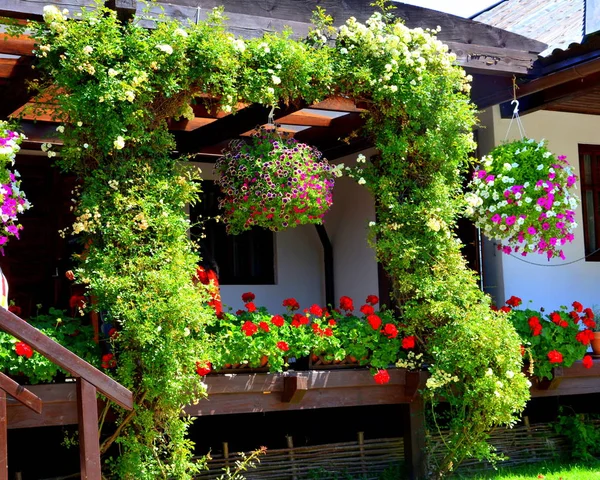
[
  {"left": 215, "top": 127, "right": 336, "bottom": 234},
  {"left": 466, "top": 138, "right": 579, "bottom": 260}
]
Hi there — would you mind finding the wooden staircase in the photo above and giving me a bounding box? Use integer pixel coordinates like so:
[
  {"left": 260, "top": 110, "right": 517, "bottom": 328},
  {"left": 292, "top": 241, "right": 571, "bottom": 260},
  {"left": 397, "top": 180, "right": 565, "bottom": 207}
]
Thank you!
[{"left": 0, "top": 308, "right": 133, "bottom": 480}]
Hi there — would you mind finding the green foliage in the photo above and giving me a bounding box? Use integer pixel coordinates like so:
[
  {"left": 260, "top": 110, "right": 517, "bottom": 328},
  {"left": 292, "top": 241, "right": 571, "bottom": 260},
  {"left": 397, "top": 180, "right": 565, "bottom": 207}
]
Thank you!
[
  {"left": 553, "top": 408, "right": 600, "bottom": 462},
  {"left": 215, "top": 447, "right": 266, "bottom": 480},
  {"left": 0, "top": 307, "right": 99, "bottom": 383},
  {"left": 28, "top": 2, "right": 530, "bottom": 477}
]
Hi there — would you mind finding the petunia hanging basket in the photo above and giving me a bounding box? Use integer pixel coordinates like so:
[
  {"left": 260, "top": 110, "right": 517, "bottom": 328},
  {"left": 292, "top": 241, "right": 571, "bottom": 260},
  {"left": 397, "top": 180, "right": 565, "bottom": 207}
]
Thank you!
[
  {"left": 215, "top": 127, "right": 336, "bottom": 234},
  {"left": 0, "top": 123, "right": 31, "bottom": 252},
  {"left": 466, "top": 138, "right": 579, "bottom": 260}
]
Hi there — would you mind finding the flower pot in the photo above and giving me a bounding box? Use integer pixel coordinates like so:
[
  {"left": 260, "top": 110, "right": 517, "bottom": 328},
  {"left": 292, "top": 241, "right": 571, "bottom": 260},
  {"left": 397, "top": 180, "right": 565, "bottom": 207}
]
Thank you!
[
  {"left": 309, "top": 352, "right": 364, "bottom": 370},
  {"left": 591, "top": 332, "right": 600, "bottom": 356}
]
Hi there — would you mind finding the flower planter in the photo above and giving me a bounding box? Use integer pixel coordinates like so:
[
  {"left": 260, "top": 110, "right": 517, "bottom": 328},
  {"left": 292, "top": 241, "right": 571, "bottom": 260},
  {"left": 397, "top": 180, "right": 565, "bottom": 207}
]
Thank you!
[
  {"left": 591, "top": 332, "right": 600, "bottom": 356},
  {"left": 309, "top": 352, "right": 365, "bottom": 370}
]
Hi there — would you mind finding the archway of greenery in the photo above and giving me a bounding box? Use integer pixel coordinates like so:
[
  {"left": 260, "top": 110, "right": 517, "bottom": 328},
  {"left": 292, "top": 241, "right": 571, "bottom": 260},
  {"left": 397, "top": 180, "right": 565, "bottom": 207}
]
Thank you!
[{"left": 26, "top": 2, "right": 530, "bottom": 478}]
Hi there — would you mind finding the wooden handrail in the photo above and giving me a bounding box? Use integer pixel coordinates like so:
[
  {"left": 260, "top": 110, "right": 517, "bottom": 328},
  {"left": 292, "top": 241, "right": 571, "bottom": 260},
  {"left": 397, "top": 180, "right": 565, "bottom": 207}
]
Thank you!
[
  {"left": 0, "top": 373, "right": 41, "bottom": 413},
  {"left": 0, "top": 309, "right": 133, "bottom": 410}
]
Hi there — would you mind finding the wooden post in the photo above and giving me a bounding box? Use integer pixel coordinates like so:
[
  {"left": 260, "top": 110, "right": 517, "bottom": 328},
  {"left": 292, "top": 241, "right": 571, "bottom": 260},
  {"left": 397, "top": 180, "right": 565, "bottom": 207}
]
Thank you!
[
  {"left": 357, "top": 431, "right": 366, "bottom": 476},
  {"left": 0, "top": 390, "right": 7, "bottom": 480},
  {"left": 223, "top": 441, "right": 229, "bottom": 470},
  {"left": 77, "top": 378, "right": 101, "bottom": 480},
  {"left": 403, "top": 397, "right": 426, "bottom": 480},
  {"left": 285, "top": 435, "right": 297, "bottom": 480}
]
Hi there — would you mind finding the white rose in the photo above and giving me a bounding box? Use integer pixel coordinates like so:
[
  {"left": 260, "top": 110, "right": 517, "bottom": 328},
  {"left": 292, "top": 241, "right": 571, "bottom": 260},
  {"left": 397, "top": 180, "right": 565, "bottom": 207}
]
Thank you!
[
  {"left": 114, "top": 136, "right": 125, "bottom": 150},
  {"left": 83, "top": 45, "right": 93, "bottom": 55},
  {"left": 156, "top": 44, "right": 173, "bottom": 55}
]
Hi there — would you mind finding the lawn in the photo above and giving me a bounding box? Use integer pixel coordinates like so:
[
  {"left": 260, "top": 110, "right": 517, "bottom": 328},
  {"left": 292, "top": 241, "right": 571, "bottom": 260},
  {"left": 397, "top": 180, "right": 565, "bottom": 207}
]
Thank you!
[{"left": 456, "top": 460, "right": 600, "bottom": 479}]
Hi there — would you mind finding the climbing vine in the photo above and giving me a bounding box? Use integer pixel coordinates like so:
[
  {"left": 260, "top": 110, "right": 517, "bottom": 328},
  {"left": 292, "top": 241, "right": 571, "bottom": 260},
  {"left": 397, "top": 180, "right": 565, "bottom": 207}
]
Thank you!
[{"left": 27, "top": 1, "right": 529, "bottom": 477}]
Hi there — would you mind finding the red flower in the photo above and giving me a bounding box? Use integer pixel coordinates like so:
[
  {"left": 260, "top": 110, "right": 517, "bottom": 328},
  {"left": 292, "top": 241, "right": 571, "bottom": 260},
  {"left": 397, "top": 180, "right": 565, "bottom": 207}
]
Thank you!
[
  {"left": 367, "top": 314, "right": 382, "bottom": 330},
  {"left": 299, "top": 315, "right": 309, "bottom": 325},
  {"left": 324, "top": 328, "right": 333, "bottom": 337},
  {"left": 360, "top": 304, "right": 375, "bottom": 316},
  {"left": 572, "top": 301, "right": 583, "bottom": 313},
  {"left": 506, "top": 296, "right": 522, "bottom": 307},
  {"left": 101, "top": 353, "right": 117, "bottom": 369},
  {"left": 520, "top": 345, "right": 525, "bottom": 356},
  {"left": 195, "top": 361, "right": 212, "bottom": 376},
  {"left": 108, "top": 327, "right": 118, "bottom": 338},
  {"left": 291, "top": 318, "right": 301, "bottom": 328},
  {"left": 584, "top": 307, "right": 595, "bottom": 320},
  {"left": 15, "top": 342, "right": 33, "bottom": 359},
  {"left": 373, "top": 369, "right": 390, "bottom": 385},
  {"left": 277, "top": 341, "right": 289, "bottom": 351},
  {"left": 559, "top": 320, "right": 568, "bottom": 328},
  {"left": 547, "top": 350, "right": 563, "bottom": 364},
  {"left": 235, "top": 309, "right": 245, "bottom": 316},
  {"left": 366, "top": 295, "right": 379, "bottom": 305},
  {"left": 339, "top": 296, "right": 354, "bottom": 312},
  {"left": 583, "top": 355, "right": 594, "bottom": 369},
  {"left": 309, "top": 304, "right": 323, "bottom": 317},
  {"left": 271, "top": 315, "right": 285, "bottom": 327},
  {"left": 328, "top": 319, "right": 336, "bottom": 326},
  {"left": 490, "top": 305, "right": 499, "bottom": 311},
  {"left": 245, "top": 302, "right": 257, "bottom": 313},
  {"left": 549, "top": 312, "right": 561, "bottom": 324},
  {"left": 382, "top": 323, "right": 398, "bottom": 339},
  {"left": 69, "top": 294, "right": 86, "bottom": 310},
  {"left": 402, "top": 336, "right": 416, "bottom": 349},
  {"left": 241, "top": 321, "right": 258, "bottom": 336},
  {"left": 528, "top": 316, "right": 542, "bottom": 336},
  {"left": 569, "top": 311, "right": 580, "bottom": 323},
  {"left": 575, "top": 329, "right": 595, "bottom": 345},
  {"left": 583, "top": 318, "right": 597, "bottom": 330},
  {"left": 259, "top": 321, "right": 270, "bottom": 333},
  {"left": 499, "top": 306, "right": 511, "bottom": 313},
  {"left": 283, "top": 298, "right": 300, "bottom": 311},
  {"left": 241, "top": 292, "right": 256, "bottom": 302},
  {"left": 8, "top": 305, "right": 21, "bottom": 317}
]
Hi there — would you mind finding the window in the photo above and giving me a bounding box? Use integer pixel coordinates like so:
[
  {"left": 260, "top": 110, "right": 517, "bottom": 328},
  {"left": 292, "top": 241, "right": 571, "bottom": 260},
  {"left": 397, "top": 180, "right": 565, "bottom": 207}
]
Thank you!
[
  {"left": 579, "top": 144, "right": 600, "bottom": 261},
  {"left": 189, "top": 180, "right": 276, "bottom": 284}
]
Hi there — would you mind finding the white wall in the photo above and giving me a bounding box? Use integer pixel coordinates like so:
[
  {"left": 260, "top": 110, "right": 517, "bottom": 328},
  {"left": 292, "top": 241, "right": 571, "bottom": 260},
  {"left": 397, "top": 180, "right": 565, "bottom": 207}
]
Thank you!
[
  {"left": 479, "top": 106, "right": 600, "bottom": 310},
  {"left": 191, "top": 150, "right": 379, "bottom": 313}
]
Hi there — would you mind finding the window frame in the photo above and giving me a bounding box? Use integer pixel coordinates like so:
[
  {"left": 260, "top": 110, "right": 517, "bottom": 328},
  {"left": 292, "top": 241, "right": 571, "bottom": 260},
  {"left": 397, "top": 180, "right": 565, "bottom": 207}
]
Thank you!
[{"left": 578, "top": 144, "right": 600, "bottom": 261}]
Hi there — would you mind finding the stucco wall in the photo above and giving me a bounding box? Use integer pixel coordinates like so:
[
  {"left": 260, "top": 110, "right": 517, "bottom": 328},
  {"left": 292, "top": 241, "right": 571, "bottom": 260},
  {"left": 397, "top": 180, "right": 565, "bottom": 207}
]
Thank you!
[
  {"left": 191, "top": 149, "right": 379, "bottom": 314},
  {"left": 478, "top": 106, "right": 600, "bottom": 310}
]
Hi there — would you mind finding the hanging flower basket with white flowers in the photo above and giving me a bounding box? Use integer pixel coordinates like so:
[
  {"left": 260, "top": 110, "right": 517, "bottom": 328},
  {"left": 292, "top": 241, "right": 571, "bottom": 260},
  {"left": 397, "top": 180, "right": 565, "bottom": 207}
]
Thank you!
[
  {"left": 466, "top": 138, "right": 579, "bottom": 260},
  {"left": 215, "top": 127, "right": 339, "bottom": 234},
  {"left": 0, "top": 123, "right": 32, "bottom": 253}
]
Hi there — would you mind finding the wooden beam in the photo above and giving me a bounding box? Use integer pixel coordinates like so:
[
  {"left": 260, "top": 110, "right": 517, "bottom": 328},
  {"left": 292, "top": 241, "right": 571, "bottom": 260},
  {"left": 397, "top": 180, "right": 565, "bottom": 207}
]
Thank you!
[
  {"left": 403, "top": 397, "right": 426, "bottom": 480},
  {"left": 0, "top": 34, "right": 35, "bottom": 56},
  {"left": 105, "top": 0, "right": 136, "bottom": 23},
  {"left": 7, "top": 383, "right": 77, "bottom": 429},
  {"left": 0, "top": 57, "right": 31, "bottom": 79},
  {"left": 0, "top": 391, "right": 6, "bottom": 480},
  {"left": 281, "top": 374, "right": 308, "bottom": 403},
  {"left": 0, "top": 373, "right": 42, "bottom": 414},
  {"left": 277, "top": 110, "right": 344, "bottom": 127},
  {"left": 77, "top": 378, "right": 101, "bottom": 480},
  {"left": 445, "top": 41, "right": 538, "bottom": 76},
  {"left": 0, "top": 308, "right": 133, "bottom": 410}
]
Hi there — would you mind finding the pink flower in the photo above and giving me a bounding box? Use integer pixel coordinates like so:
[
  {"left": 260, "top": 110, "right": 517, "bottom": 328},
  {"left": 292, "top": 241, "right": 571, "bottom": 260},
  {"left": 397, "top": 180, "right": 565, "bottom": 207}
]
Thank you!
[
  {"left": 505, "top": 216, "right": 516, "bottom": 226},
  {"left": 491, "top": 214, "right": 501, "bottom": 224},
  {"left": 527, "top": 226, "right": 537, "bottom": 235}
]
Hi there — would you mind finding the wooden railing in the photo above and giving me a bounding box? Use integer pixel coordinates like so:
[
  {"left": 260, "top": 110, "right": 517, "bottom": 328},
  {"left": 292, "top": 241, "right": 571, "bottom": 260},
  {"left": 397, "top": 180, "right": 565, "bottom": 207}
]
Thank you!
[{"left": 0, "top": 308, "right": 134, "bottom": 480}]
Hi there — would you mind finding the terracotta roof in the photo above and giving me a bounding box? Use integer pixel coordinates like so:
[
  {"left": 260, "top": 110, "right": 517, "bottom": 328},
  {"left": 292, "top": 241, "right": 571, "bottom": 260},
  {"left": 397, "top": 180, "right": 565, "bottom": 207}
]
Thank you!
[{"left": 474, "top": 0, "right": 584, "bottom": 56}]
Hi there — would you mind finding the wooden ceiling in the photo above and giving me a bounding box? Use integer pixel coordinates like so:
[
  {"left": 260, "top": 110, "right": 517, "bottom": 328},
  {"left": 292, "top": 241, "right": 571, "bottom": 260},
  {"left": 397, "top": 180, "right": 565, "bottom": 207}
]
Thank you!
[{"left": 0, "top": 0, "right": 550, "bottom": 159}]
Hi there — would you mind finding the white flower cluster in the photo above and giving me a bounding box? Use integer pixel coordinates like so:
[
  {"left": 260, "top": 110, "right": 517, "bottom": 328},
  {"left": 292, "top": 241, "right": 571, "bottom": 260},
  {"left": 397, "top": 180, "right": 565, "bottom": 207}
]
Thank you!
[{"left": 426, "top": 369, "right": 459, "bottom": 390}]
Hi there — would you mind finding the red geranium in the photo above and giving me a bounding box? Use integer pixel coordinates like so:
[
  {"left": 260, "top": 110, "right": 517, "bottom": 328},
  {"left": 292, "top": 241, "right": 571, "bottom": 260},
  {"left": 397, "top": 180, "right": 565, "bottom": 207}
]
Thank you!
[
  {"left": 241, "top": 292, "right": 255, "bottom": 302},
  {"left": 402, "top": 336, "right": 416, "bottom": 349},
  {"left": 520, "top": 345, "right": 526, "bottom": 356},
  {"left": 282, "top": 298, "right": 300, "bottom": 311},
  {"left": 575, "top": 329, "right": 595, "bottom": 345},
  {"left": 366, "top": 295, "right": 379, "bottom": 305},
  {"left": 259, "top": 321, "right": 270, "bottom": 333},
  {"left": 339, "top": 296, "right": 354, "bottom": 312},
  {"left": 101, "top": 353, "right": 117, "bottom": 369},
  {"left": 309, "top": 304, "right": 323, "bottom": 317},
  {"left": 245, "top": 302, "right": 257, "bottom": 313},
  {"left": 8, "top": 304, "right": 21, "bottom": 316},
  {"left": 583, "top": 355, "right": 594, "bottom": 369},
  {"left": 549, "top": 312, "right": 561, "bottom": 324},
  {"left": 547, "top": 350, "right": 563, "bottom": 364},
  {"left": 324, "top": 328, "right": 333, "bottom": 337},
  {"left": 382, "top": 323, "right": 398, "bottom": 339},
  {"left": 277, "top": 341, "right": 289, "bottom": 352},
  {"left": 271, "top": 315, "right": 285, "bottom": 327},
  {"left": 108, "top": 327, "right": 118, "bottom": 338},
  {"left": 528, "top": 316, "right": 542, "bottom": 336},
  {"left": 569, "top": 311, "right": 580, "bottom": 323},
  {"left": 506, "top": 296, "right": 522, "bottom": 307},
  {"left": 69, "top": 294, "right": 86, "bottom": 310},
  {"left": 360, "top": 304, "right": 375, "bottom": 316},
  {"left": 572, "top": 301, "right": 583, "bottom": 313},
  {"left": 195, "top": 361, "right": 212, "bottom": 376},
  {"left": 291, "top": 317, "right": 301, "bottom": 328},
  {"left": 241, "top": 321, "right": 258, "bottom": 336},
  {"left": 499, "top": 306, "right": 511, "bottom": 313},
  {"left": 15, "top": 342, "right": 33, "bottom": 359},
  {"left": 373, "top": 369, "right": 390, "bottom": 385},
  {"left": 235, "top": 309, "right": 244, "bottom": 315},
  {"left": 367, "top": 314, "right": 381, "bottom": 330},
  {"left": 584, "top": 307, "right": 595, "bottom": 320}
]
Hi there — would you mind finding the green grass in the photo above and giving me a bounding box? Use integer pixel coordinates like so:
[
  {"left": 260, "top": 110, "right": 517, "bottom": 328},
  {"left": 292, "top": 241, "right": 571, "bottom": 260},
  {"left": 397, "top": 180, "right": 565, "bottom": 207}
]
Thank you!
[{"left": 455, "top": 460, "right": 600, "bottom": 479}]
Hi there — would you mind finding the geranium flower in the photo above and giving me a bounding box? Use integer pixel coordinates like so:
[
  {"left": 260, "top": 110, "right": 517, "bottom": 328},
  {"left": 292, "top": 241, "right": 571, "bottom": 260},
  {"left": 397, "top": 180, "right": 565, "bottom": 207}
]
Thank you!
[
  {"left": 282, "top": 298, "right": 300, "bottom": 311},
  {"left": 195, "top": 361, "right": 212, "bottom": 376},
  {"left": 402, "top": 336, "right": 416, "bottom": 349},
  {"left": 339, "top": 296, "right": 354, "bottom": 312},
  {"left": 575, "top": 329, "right": 594, "bottom": 345},
  {"left": 277, "top": 341, "right": 289, "bottom": 351},
  {"left": 69, "top": 294, "right": 86, "bottom": 310},
  {"left": 382, "top": 323, "right": 398, "bottom": 339},
  {"left": 373, "top": 369, "right": 390, "bottom": 385},
  {"left": 8, "top": 304, "right": 21, "bottom": 316},
  {"left": 572, "top": 301, "right": 583, "bottom": 313},
  {"left": 324, "top": 328, "right": 333, "bottom": 337},
  {"left": 549, "top": 312, "right": 561, "bottom": 324},
  {"left": 271, "top": 315, "right": 284, "bottom": 327},
  {"left": 259, "top": 321, "right": 270, "bottom": 332},
  {"left": 506, "top": 296, "right": 522, "bottom": 307},
  {"left": 309, "top": 304, "right": 323, "bottom": 317},
  {"left": 241, "top": 292, "right": 255, "bottom": 302},
  {"left": 15, "top": 341, "right": 33, "bottom": 359},
  {"left": 547, "top": 350, "right": 563, "bottom": 364},
  {"left": 367, "top": 314, "right": 381, "bottom": 330},
  {"left": 101, "top": 353, "right": 117, "bottom": 369},
  {"left": 360, "top": 304, "right": 375, "bottom": 316},
  {"left": 245, "top": 302, "right": 257, "bottom": 313},
  {"left": 241, "top": 321, "right": 258, "bottom": 336},
  {"left": 582, "top": 355, "right": 593, "bottom": 369},
  {"left": 366, "top": 295, "right": 379, "bottom": 305}
]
